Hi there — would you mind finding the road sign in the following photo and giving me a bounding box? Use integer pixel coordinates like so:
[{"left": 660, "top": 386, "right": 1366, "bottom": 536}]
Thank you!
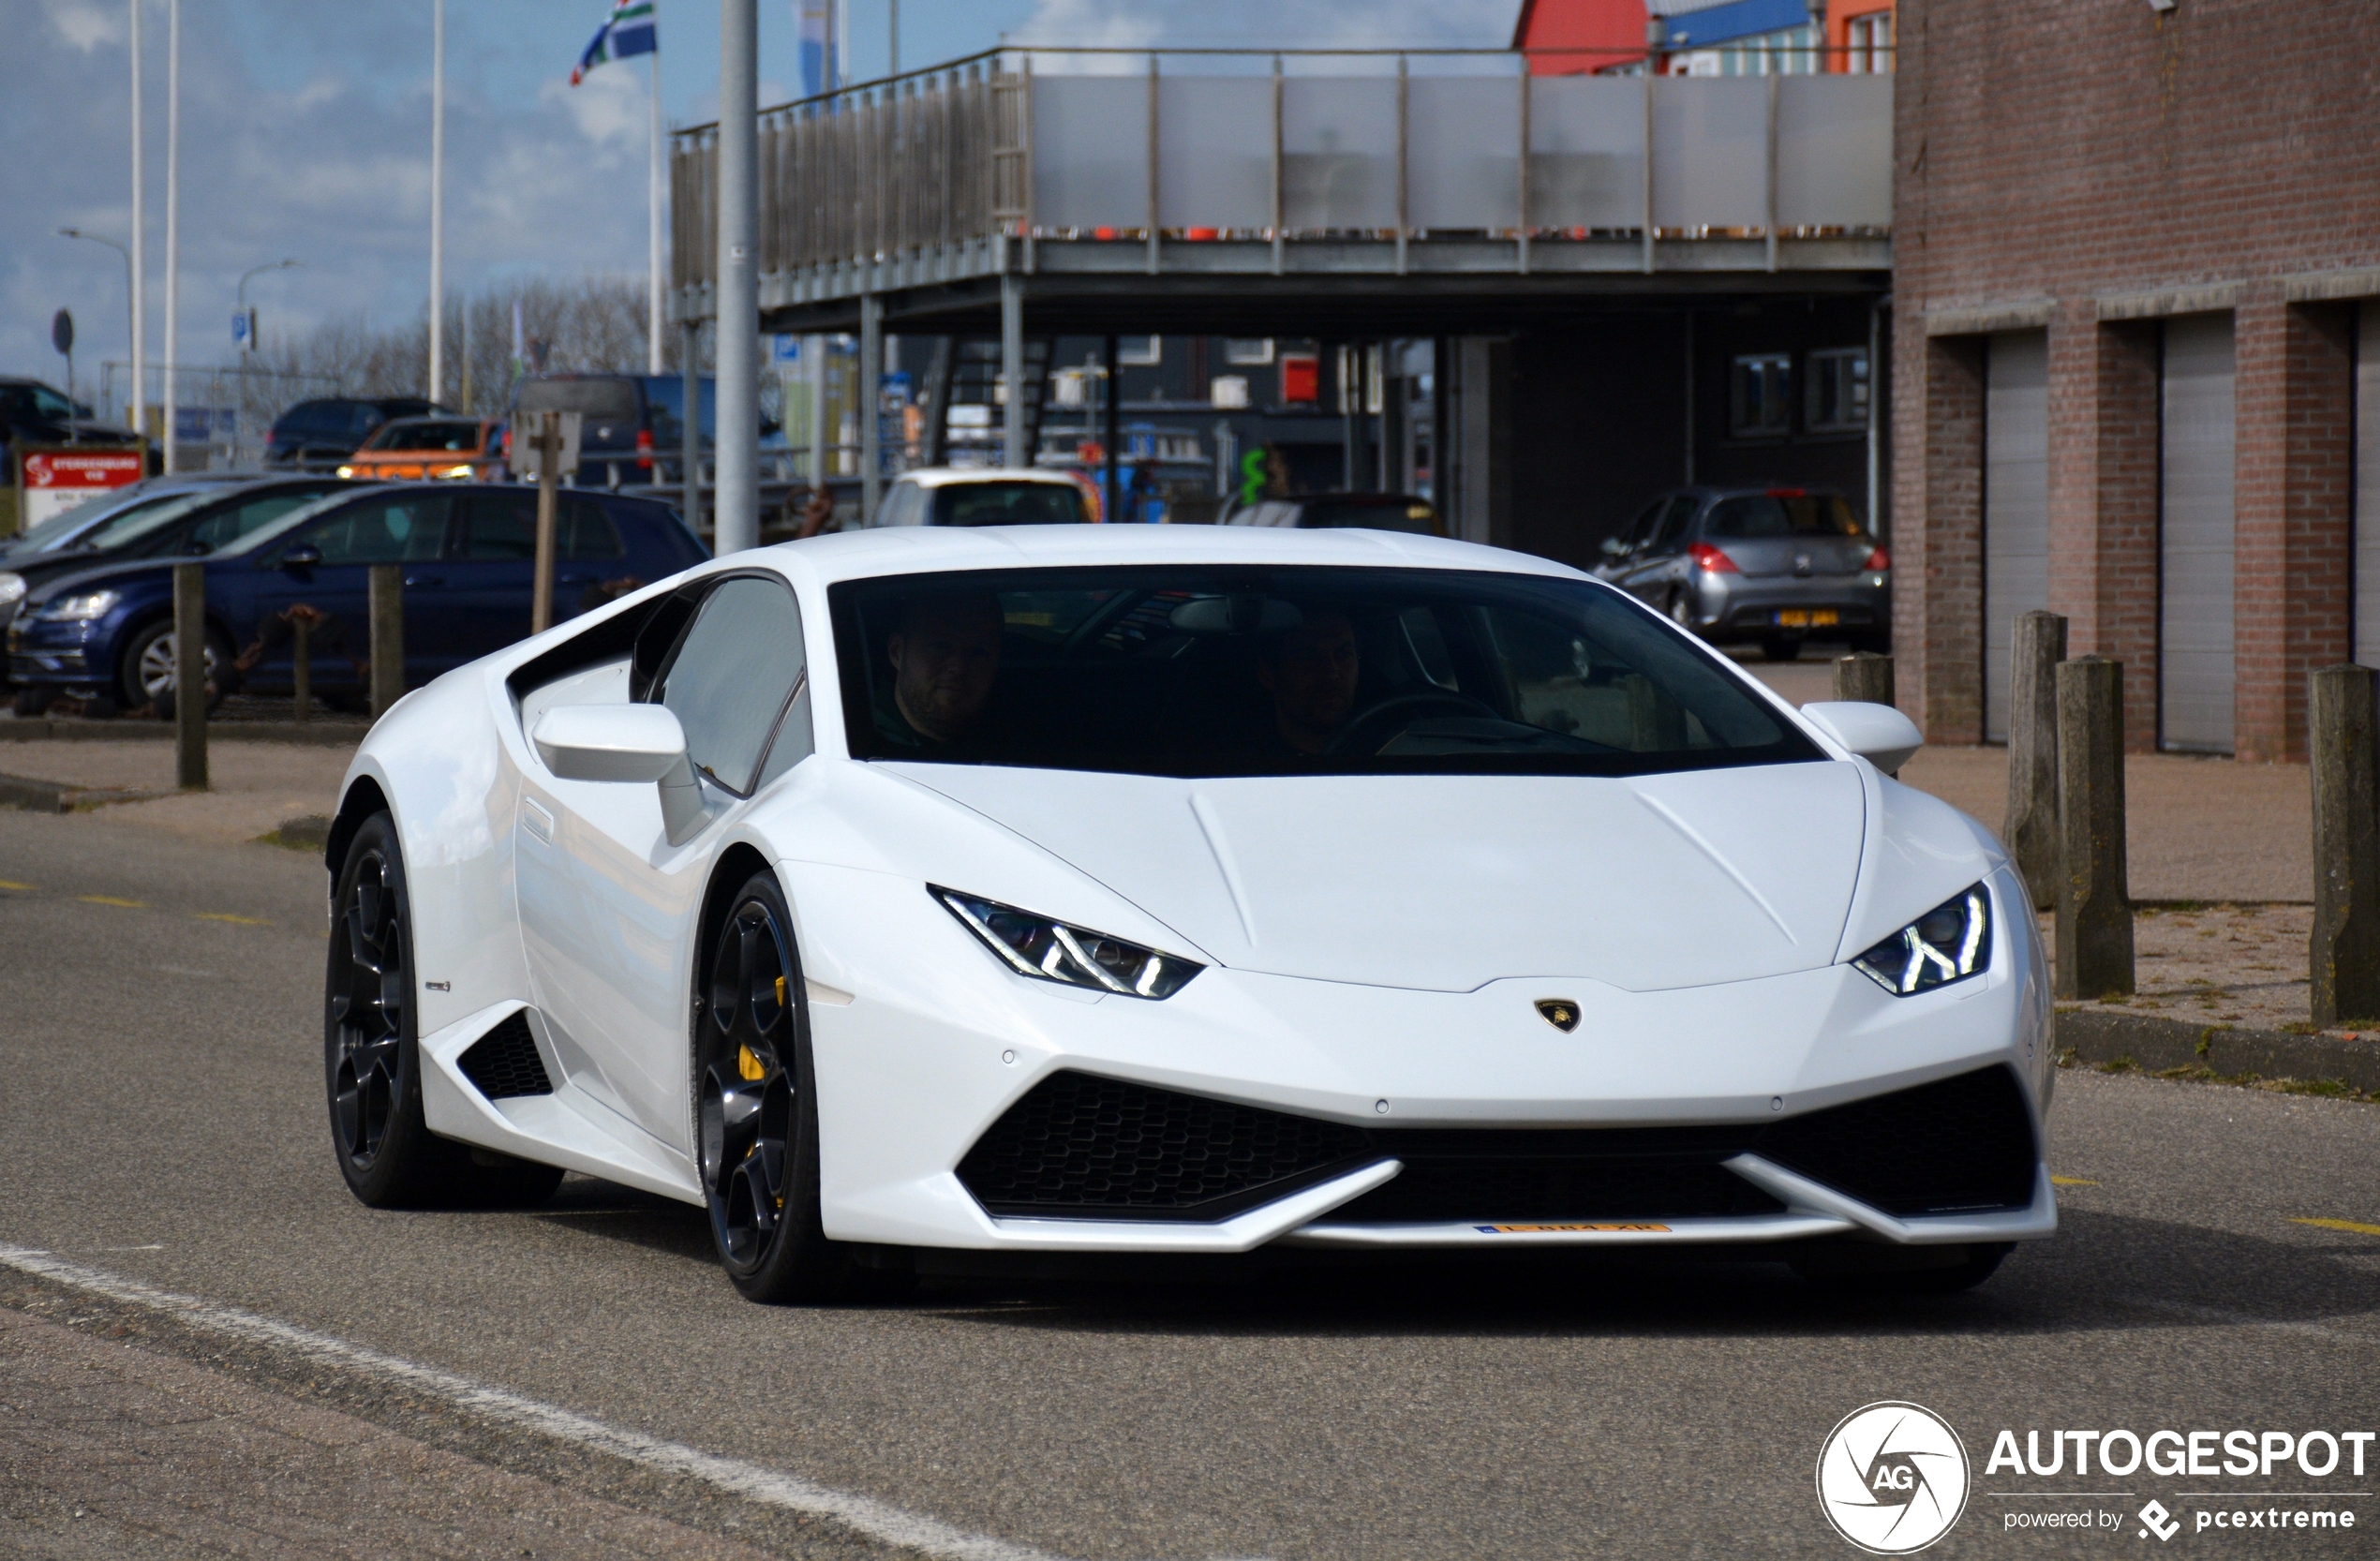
[
  {"left": 51, "top": 310, "right": 73, "bottom": 355},
  {"left": 20, "top": 447, "right": 143, "bottom": 527},
  {"left": 232, "top": 307, "right": 257, "bottom": 350}
]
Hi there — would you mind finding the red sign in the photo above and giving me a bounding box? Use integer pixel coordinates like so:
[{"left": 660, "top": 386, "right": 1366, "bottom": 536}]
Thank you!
[
  {"left": 22, "top": 450, "right": 144, "bottom": 491},
  {"left": 1280, "top": 354, "right": 1320, "bottom": 406}
]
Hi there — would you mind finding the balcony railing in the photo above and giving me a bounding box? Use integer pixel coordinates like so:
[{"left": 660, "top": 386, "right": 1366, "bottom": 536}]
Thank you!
[{"left": 670, "top": 48, "right": 1893, "bottom": 311}]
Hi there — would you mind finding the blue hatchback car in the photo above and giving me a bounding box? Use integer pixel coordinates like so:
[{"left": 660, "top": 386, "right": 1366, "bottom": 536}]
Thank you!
[{"left": 7, "top": 483, "right": 707, "bottom": 714}]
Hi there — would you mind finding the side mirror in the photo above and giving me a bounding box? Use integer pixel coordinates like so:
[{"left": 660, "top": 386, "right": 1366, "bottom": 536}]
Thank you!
[
  {"left": 1599, "top": 536, "right": 1630, "bottom": 559},
  {"left": 280, "top": 543, "right": 323, "bottom": 569},
  {"left": 530, "top": 704, "right": 706, "bottom": 845},
  {"left": 1798, "top": 701, "right": 1923, "bottom": 777}
]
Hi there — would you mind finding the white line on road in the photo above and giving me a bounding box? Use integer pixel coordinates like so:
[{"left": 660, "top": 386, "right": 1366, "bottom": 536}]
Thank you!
[{"left": 0, "top": 1244, "right": 1082, "bottom": 1561}]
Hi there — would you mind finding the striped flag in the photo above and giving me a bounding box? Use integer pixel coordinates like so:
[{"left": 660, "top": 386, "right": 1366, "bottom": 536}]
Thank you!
[{"left": 572, "top": 0, "right": 657, "bottom": 85}]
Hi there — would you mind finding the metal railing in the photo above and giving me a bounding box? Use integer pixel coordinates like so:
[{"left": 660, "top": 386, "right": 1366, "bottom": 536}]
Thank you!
[{"left": 672, "top": 46, "right": 1894, "bottom": 302}]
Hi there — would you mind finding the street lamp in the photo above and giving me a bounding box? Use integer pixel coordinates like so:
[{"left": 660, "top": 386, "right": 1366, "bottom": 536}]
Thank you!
[
  {"left": 57, "top": 228, "right": 134, "bottom": 424},
  {"left": 237, "top": 259, "right": 300, "bottom": 346}
]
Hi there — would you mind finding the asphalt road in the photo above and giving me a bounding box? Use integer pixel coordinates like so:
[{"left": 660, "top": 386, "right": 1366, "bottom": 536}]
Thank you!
[{"left": 2, "top": 807, "right": 2376, "bottom": 1560}]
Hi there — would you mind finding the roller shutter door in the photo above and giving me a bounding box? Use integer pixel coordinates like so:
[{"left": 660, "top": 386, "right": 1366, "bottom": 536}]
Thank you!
[
  {"left": 2358, "top": 302, "right": 2380, "bottom": 670},
  {"left": 2159, "top": 314, "right": 2236, "bottom": 754},
  {"left": 1982, "top": 331, "right": 2049, "bottom": 742}
]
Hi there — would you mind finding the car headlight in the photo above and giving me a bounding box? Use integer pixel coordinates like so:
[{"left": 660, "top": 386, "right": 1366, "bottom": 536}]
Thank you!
[
  {"left": 934, "top": 886, "right": 1202, "bottom": 1000},
  {"left": 1851, "top": 885, "right": 1992, "bottom": 996},
  {"left": 39, "top": 589, "right": 122, "bottom": 622},
  {"left": 0, "top": 572, "right": 23, "bottom": 609},
  {"left": 439, "top": 464, "right": 476, "bottom": 479},
  {"left": 335, "top": 465, "right": 356, "bottom": 477}
]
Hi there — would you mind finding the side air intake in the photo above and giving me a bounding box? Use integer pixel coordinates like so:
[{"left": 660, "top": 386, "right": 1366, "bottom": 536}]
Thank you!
[{"left": 456, "top": 1012, "right": 554, "bottom": 1100}]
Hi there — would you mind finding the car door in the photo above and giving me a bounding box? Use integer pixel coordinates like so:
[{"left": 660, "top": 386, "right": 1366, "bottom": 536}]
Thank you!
[
  {"left": 1620, "top": 496, "right": 1697, "bottom": 605},
  {"left": 236, "top": 492, "right": 454, "bottom": 694},
  {"left": 516, "top": 572, "right": 814, "bottom": 1149}
]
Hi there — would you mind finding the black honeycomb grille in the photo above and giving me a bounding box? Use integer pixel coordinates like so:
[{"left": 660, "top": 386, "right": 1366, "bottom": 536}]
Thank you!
[
  {"left": 957, "top": 1066, "right": 2038, "bottom": 1224},
  {"left": 457, "top": 1012, "right": 554, "bottom": 1100},
  {"left": 956, "top": 1071, "right": 1373, "bottom": 1220},
  {"left": 1759, "top": 1064, "right": 2036, "bottom": 1215}
]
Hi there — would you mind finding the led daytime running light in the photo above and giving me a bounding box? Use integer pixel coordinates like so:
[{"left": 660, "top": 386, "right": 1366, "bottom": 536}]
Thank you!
[
  {"left": 934, "top": 886, "right": 1201, "bottom": 1001},
  {"left": 1851, "top": 885, "right": 1993, "bottom": 996}
]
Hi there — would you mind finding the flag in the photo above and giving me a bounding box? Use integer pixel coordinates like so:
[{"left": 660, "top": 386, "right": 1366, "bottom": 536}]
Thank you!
[
  {"left": 572, "top": 0, "right": 657, "bottom": 86},
  {"left": 796, "top": 0, "right": 835, "bottom": 97}
]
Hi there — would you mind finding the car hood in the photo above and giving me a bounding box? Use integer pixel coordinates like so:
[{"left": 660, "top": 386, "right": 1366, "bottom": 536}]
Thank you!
[
  {"left": 16, "top": 554, "right": 181, "bottom": 609},
  {"left": 889, "top": 760, "right": 1867, "bottom": 993}
]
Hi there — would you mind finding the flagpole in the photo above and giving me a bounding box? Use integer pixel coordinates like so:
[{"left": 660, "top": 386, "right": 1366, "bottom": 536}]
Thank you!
[
  {"left": 648, "top": 43, "right": 664, "bottom": 376},
  {"left": 162, "top": 0, "right": 180, "bottom": 473},
  {"left": 128, "top": 0, "right": 146, "bottom": 451},
  {"left": 429, "top": 0, "right": 445, "bottom": 405}
]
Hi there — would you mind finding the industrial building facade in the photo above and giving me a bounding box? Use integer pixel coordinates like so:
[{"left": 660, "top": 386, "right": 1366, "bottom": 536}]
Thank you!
[{"left": 1892, "top": 0, "right": 2380, "bottom": 762}]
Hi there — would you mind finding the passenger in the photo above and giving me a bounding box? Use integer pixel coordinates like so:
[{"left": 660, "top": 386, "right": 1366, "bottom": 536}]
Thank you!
[
  {"left": 878, "top": 590, "right": 1004, "bottom": 751},
  {"left": 1254, "top": 609, "right": 1361, "bottom": 755}
]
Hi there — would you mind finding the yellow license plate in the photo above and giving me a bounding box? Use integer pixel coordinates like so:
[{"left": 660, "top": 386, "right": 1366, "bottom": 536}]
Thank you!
[{"left": 1774, "top": 609, "right": 1839, "bottom": 628}]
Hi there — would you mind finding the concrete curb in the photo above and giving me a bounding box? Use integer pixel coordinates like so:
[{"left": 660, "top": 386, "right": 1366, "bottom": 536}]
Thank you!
[
  {"left": 0, "top": 719, "right": 365, "bottom": 747},
  {"left": 0, "top": 773, "right": 171, "bottom": 814},
  {"left": 2055, "top": 1008, "right": 2380, "bottom": 1093}
]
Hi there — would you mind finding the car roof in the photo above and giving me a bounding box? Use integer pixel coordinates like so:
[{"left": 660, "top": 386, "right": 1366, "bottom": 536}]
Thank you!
[
  {"left": 891, "top": 467, "right": 1086, "bottom": 489},
  {"left": 749, "top": 520, "right": 1585, "bottom": 589}
]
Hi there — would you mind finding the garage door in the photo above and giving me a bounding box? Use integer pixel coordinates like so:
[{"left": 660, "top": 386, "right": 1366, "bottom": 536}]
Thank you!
[
  {"left": 1982, "top": 330, "right": 2049, "bottom": 742},
  {"left": 2359, "top": 302, "right": 2380, "bottom": 670},
  {"left": 2160, "top": 313, "right": 2236, "bottom": 754}
]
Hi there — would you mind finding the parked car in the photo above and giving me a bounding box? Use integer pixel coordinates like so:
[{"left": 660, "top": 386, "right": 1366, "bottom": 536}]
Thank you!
[
  {"left": 1223, "top": 493, "right": 1443, "bottom": 535},
  {"left": 6, "top": 483, "right": 707, "bottom": 716},
  {"left": 1, "top": 478, "right": 353, "bottom": 701},
  {"left": 870, "top": 468, "right": 1097, "bottom": 527},
  {"left": 265, "top": 397, "right": 446, "bottom": 471},
  {"left": 0, "top": 474, "right": 253, "bottom": 565},
  {"left": 510, "top": 373, "right": 783, "bottom": 489},
  {"left": 0, "top": 378, "right": 142, "bottom": 482},
  {"left": 1596, "top": 486, "right": 1890, "bottom": 661},
  {"left": 336, "top": 416, "right": 502, "bottom": 482}
]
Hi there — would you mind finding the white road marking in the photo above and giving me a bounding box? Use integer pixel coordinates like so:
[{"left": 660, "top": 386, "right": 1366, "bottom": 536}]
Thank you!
[{"left": 0, "top": 1245, "right": 1078, "bottom": 1561}]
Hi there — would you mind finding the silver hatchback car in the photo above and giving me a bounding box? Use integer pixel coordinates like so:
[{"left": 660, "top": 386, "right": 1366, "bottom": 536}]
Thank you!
[{"left": 1593, "top": 486, "right": 1890, "bottom": 661}]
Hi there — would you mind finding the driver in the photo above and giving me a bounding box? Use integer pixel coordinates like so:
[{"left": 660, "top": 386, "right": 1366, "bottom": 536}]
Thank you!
[
  {"left": 878, "top": 590, "right": 1004, "bottom": 751},
  {"left": 1254, "top": 609, "right": 1361, "bottom": 755}
]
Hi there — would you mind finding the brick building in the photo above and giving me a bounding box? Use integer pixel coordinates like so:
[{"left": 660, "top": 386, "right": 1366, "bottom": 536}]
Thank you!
[{"left": 1892, "top": 0, "right": 2380, "bottom": 763}]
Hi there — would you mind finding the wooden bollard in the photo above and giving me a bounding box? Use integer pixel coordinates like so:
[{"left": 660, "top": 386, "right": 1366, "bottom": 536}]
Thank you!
[
  {"left": 1832, "top": 650, "right": 1895, "bottom": 706},
  {"left": 2311, "top": 663, "right": 2380, "bottom": 1026},
  {"left": 172, "top": 562, "right": 207, "bottom": 791},
  {"left": 367, "top": 564, "right": 406, "bottom": 721},
  {"left": 2054, "top": 655, "right": 2133, "bottom": 999},
  {"left": 2004, "top": 610, "right": 2066, "bottom": 911},
  {"left": 291, "top": 613, "right": 311, "bottom": 723}
]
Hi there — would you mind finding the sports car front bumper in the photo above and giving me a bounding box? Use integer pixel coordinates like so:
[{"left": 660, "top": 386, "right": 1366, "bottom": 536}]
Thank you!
[{"left": 790, "top": 860, "right": 2053, "bottom": 1255}]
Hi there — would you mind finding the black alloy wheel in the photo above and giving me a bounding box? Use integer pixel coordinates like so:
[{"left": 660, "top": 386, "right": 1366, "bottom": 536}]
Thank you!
[
  {"left": 325, "top": 811, "right": 559, "bottom": 1208},
  {"left": 696, "top": 871, "right": 900, "bottom": 1303}
]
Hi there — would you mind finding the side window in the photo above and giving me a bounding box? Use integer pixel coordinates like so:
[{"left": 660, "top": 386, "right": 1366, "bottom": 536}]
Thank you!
[
  {"left": 656, "top": 576, "right": 809, "bottom": 795},
  {"left": 186, "top": 491, "right": 325, "bottom": 554},
  {"left": 563, "top": 497, "right": 625, "bottom": 560},
  {"left": 460, "top": 491, "right": 540, "bottom": 559},
  {"left": 300, "top": 496, "right": 451, "bottom": 564},
  {"left": 1650, "top": 497, "right": 1696, "bottom": 552}
]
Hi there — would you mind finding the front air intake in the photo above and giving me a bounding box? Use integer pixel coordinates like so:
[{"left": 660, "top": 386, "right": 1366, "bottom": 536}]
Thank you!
[{"left": 456, "top": 1012, "right": 554, "bottom": 1100}]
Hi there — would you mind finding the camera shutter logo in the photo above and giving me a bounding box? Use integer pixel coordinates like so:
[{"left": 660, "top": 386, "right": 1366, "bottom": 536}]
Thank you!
[{"left": 1815, "top": 1402, "right": 1971, "bottom": 1554}]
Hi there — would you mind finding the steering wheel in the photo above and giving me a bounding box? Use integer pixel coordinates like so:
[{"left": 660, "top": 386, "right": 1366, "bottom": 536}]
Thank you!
[{"left": 1327, "top": 690, "right": 1501, "bottom": 755}]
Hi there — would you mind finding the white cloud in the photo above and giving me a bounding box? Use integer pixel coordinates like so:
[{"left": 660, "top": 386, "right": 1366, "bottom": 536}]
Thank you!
[
  {"left": 545, "top": 66, "right": 647, "bottom": 147},
  {"left": 43, "top": 0, "right": 124, "bottom": 53}
]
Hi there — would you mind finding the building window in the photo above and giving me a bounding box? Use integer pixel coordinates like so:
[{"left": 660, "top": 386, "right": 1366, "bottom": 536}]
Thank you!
[
  {"left": 1806, "top": 348, "right": 1869, "bottom": 432},
  {"left": 1224, "top": 338, "right": 1274, "bottom": 365},
  {"left": 1731, "top": 354, "right": 1793, "bottom": 438},
  {"left": 1847, "top": 12, "right": 1894, "bottom": 74},
  {"left": 1116, "top": 335, "right": 1161, "bottom": 365}
]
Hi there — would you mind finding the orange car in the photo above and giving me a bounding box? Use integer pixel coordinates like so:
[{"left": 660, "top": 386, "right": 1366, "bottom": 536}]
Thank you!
[{"left": 336, "top": 415, "right": 501, "bottom": 481}]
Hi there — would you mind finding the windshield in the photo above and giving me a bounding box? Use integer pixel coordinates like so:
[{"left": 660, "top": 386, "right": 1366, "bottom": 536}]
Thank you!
[
  {"left": 365, "top": 420, "right": 483, "bottom": 453},
  {"left": 1296, "top": 498, "right": 1441, "bottom": 535},
  {"left": 11, "top": 489, "right": 176, "bottom": 553},
  {"left": 232, "top": 488, "right": 393, "bottom": 554},
  {"left": 1705, "top": 493, "right": 1864, "bottom": 540},
  {"left": 930, "top": 482, "right": 1089, "bottom": 527},
  {"left": 829, "top": 566, "right": 1817, "bottom": 779},
  {"left": 73, "top": 490, "right": 225, "bottom": 552}
]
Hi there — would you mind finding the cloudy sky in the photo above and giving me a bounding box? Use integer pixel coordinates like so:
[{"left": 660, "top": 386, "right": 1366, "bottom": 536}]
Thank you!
[{"left": 3, "top": 0, "right": 1518, "bottom": 400}]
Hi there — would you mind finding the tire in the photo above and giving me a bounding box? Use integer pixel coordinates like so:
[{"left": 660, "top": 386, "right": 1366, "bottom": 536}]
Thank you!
[
  {"left": 1792, "top": 1241, "right": 2013, "bottom": 1295},
  {"left": 11, "top": 687, "right": 53, "bottom": 718},
  {"left": 695, "top": 870, "right": 901, "bottom": 1303},
  {"left": 325, "top": 811, "right": 561, "bottom": 1210},
  {"left": 118, "top": 618, "right": 234, "bottom": 714},
  {"left": 1668, "top": 589, "right": 1699, "bottom": 635},
  {"left": 1760, "top": 634, "right": 1804, "bottom": 663}
]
